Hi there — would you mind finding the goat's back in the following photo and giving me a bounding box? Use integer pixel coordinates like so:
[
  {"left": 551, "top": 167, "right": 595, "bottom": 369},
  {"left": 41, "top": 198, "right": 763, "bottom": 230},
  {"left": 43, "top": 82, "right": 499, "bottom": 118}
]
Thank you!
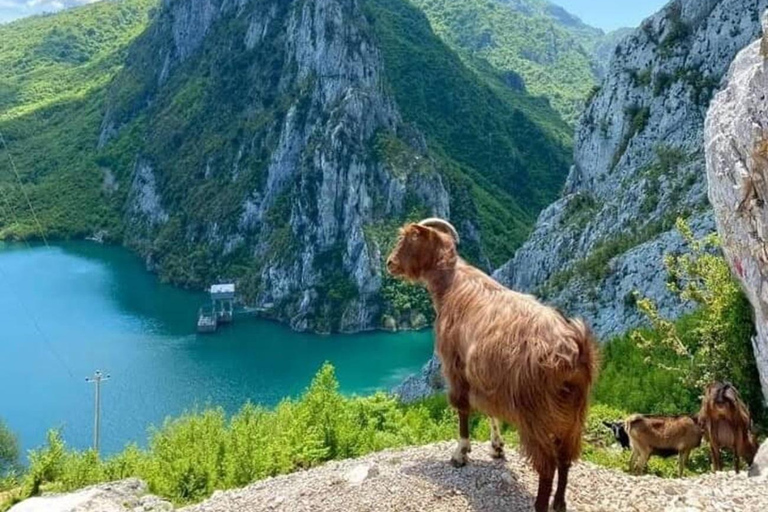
[
  {"left": 626, "top": 415, "right": 702, "bottom": 451},
  {"left": 436, "top": 264, "right": 598, "bottom": 429}
]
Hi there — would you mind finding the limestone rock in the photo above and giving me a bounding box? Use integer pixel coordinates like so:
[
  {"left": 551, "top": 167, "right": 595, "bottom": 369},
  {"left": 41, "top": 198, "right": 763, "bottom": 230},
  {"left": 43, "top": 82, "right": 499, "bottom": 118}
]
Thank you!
[
  {"left": 705, "top": 17, "right": 768, "bottom": 400},
  {"left": 343, "top": 463, "right": 379, "bottom": 486},
  {"left": 393, "top": 354, "right": 443, "bottom": 403},
  {"left": 494, "top": 0, "right": 768, "bottom": 341},
  {"left": 749, "top": 439, "right": 768, "bottom": 477}
]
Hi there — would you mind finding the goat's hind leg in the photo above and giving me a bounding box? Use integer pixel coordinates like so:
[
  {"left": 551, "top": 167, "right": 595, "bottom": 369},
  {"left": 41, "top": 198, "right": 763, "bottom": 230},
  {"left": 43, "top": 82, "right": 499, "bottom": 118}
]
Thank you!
[
  {"left": 489, "top": 417, "right": 505, "bottom": 459},
  {"left": 552, "top": 433, "right": 580, "bottom": 512},
  {"left": 709, "top": 442, "right": 722, "bottom": 472}
]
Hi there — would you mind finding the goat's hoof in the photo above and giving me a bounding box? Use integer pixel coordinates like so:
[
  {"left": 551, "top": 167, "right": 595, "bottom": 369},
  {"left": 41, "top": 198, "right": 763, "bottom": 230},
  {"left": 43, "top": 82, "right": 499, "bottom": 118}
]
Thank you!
[
  {"left": 450, "top": 455, "right": 468, "bottom": 468},
  {"left": 490, "top": 444, "right": 505, "bottom": 459},
  {"left": 552, "top": 502, "right": 567, "bottom": 512},
  {"left": 450, "top": 448, "right": 469, "bottom": 468}
]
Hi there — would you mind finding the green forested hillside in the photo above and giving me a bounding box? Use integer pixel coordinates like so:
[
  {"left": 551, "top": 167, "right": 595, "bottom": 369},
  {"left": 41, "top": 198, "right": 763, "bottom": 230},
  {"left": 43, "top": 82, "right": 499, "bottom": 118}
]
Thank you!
[
  {"left": 364, "top": 0, "right": 572, "bottom": 253},
  {"left": 409, "top": 0, "right": 603, "bottom": 124},
  {"left": 0, "top": 0, "right": 157, "bottom": 239}
]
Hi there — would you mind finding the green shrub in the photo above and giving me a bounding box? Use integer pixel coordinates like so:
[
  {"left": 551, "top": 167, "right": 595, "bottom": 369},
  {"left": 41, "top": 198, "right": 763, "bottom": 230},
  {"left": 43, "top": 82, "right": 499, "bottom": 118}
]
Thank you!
[
  {"left": 0, "top": 421, "right": 18, "bottom": 478},
  {"left": 633, "top": 219, "right": 765, "bottom": 421},
  {"left": 3, "top": 358, "right": 734, "bottom": 512}
]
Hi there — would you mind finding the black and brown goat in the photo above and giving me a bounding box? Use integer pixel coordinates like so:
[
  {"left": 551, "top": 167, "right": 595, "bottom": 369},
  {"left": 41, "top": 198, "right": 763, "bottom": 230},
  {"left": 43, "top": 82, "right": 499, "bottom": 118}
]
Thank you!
[
  {"left": 616, "top": 415, "right": 703, "bottom": 476},
  {"left": 386, "top": 218, "right": 598, "bottom": 512}
]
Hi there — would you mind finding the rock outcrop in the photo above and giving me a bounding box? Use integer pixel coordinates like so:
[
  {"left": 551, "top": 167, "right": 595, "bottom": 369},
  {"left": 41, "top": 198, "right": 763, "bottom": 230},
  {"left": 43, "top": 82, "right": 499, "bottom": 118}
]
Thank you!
[
  {"left": 8, "top": 479, "right": 171, "bottom": 512},
  {"left": 750, "top": 439, "right": 768, "bottom": 477},
  {"left": 494, "top": 0, "right": 768, "bottom": 340},
  {"left": 705, "top": 14, "right": 768, "bottom": 400}
]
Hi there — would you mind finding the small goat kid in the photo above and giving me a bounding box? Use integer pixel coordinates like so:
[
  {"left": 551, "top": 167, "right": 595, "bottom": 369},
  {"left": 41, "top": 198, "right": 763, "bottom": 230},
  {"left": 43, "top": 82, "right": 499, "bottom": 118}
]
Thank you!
[
  {"left": 619, "top": 415, "right": 702, "bottom": 476},
  {"left": 387, "top": 219, "right": 598, "bottom": 512},
  {"left": 699, "top": 382, "right": 758, "bottom": 472}
]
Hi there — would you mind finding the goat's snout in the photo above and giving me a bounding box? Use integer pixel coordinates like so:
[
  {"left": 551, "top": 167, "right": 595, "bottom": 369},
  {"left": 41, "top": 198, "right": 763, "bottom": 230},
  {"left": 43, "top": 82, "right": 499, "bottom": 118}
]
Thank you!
[{"left": 386, "top": 256, "right": 400, "bottom": 274}]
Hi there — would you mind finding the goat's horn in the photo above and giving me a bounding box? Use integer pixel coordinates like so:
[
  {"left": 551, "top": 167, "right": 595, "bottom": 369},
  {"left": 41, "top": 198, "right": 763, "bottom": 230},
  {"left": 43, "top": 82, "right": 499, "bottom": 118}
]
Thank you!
[{"left": 418, "top": 218, "right": 459, "bottom": 244}]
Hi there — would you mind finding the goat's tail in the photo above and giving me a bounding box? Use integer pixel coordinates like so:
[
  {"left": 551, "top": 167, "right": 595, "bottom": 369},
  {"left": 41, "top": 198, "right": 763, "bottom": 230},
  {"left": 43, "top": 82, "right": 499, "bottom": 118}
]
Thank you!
[
  {"left": 558, "top": 317, "right": 600, "bottom": 463},
  {"left": 568, "top": 317, "right": 600, "bottom": 392}
]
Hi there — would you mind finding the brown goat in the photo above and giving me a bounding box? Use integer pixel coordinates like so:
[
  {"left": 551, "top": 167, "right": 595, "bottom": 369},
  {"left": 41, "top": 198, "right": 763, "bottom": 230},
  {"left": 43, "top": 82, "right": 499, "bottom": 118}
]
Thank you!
[
  {"left": 698, "top": 382, "right": 758, "bottom": 472},
  {"left": 386, "top": 218, "right": 598, "bottom": 512},
  {"left": 624, "top": 414, "right": 702, "bottom": 477}
]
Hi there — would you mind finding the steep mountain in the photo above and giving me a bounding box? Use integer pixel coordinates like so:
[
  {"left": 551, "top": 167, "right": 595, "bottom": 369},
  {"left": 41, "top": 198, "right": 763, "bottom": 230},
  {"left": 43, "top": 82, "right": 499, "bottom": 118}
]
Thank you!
[
  {"left": 0, "top": 0, "right": 571, "bottom": 333},
  {"left": 494, "top": 0, "right": 768, "bottom": 339},
  {"left": 409, "top": 0, "right": 616, "bottom": 124}
]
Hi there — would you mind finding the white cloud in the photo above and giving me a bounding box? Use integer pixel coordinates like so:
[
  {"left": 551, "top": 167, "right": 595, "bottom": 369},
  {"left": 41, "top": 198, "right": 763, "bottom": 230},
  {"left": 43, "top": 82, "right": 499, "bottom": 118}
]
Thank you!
[{"left": 1, "top": 0, "right": 102, "bottom": 24}]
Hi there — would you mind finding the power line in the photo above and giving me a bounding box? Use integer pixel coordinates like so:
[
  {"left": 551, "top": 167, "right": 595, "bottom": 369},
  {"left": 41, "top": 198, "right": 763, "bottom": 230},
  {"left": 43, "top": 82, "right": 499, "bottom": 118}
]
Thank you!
[
  {"left": 86, "top": 370, "right": 110, "bottom": 453},
  {"left": 0, "top": 185, "right": 32, "bottom": 249},
  {"left": 0, "top": 129, "right": 48, "bottom": 247}
]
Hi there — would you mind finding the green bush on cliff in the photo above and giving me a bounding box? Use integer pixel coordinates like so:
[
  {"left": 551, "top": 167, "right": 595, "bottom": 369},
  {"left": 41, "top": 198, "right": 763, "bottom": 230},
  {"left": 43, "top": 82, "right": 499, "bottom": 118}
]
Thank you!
[
  {"left": 0, "top": 420, "right": 19, "bottom": 487},
  {"left": 595, "top": 220, "right": 764, "bottom": 422}
]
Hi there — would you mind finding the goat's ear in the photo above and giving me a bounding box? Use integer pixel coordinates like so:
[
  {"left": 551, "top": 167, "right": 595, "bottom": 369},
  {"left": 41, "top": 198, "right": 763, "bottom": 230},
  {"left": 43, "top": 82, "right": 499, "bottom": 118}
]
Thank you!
[
  {"left": 409, "top": 224, "right": 435, "bottom": 240},
  {"left": 602, "top": 421, "right": 612, "bottom": 428}
]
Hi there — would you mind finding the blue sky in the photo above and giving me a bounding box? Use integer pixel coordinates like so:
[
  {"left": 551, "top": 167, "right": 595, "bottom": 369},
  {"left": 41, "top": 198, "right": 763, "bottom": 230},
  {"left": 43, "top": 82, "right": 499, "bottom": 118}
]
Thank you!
[
  {"left": 0, "top": 0, "right": 669, "bottom": 32},
  {"left": 552, "top": 0, "right": 670, "bottom": 31}
]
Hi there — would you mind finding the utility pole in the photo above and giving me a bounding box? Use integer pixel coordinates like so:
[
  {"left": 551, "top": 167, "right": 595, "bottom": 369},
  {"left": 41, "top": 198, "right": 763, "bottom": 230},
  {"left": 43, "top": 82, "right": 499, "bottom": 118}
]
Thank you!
[{"left": 85, "top": 370, "right": 110, "bottom": 453}]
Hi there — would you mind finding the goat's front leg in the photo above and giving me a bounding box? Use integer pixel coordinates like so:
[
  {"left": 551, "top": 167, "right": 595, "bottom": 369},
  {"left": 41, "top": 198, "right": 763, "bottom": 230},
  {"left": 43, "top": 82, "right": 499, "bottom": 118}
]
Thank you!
[
  {"left": 534, "top": 465, "right": 556, "bottom": 512},
  {"left": 628, "top": 448, "right": 638, "bottom": 474},
  {"left": 734, "top": 450, "right": 741, "bottom": 474},
  {"left": 678, "top": 449, "right": 690, "bottom": 478},
  {"left": 451, "top": 410, "right": 471, "bottom": 467},
  {"left": 634, "top": 450, "right": 651, "bottom": 475},
  {"left": 449, "top": 381, "right": 471, "bottom": 468},
  {"left": 489, "top": 417, "right": 505, "bottom": 459}
]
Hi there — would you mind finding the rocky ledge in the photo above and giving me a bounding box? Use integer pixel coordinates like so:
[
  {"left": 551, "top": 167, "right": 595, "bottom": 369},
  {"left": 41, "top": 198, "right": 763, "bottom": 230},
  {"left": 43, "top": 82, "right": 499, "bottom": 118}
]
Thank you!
[{"left": 13, "top": 441, "right": 768, "bottom": 512}]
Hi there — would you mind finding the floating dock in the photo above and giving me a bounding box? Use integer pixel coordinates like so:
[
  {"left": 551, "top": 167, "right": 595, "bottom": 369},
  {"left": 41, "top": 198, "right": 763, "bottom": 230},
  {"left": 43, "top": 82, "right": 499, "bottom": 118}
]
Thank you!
[{"left": 197, "top": 283, "right": 235, "bottom": 333}]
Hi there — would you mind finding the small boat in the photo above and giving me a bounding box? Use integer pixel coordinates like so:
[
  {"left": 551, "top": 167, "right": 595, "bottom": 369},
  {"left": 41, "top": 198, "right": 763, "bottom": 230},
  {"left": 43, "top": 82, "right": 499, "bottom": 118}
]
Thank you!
[
  {"left": 196, "top": 283, "right": 236, "bottom": 333},
  {"left": 197, "top": 307, "right": 217, "bottom": 333}
]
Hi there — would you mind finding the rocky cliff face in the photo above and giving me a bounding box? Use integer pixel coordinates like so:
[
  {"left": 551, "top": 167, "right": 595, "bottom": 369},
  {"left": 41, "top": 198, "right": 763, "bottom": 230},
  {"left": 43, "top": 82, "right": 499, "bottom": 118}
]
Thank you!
[
  {"left": 95, "top": 0, "right": 570, "bottom": 333},
  {"left": 494, "top": 0, "right": 768, "bottom": 340},
  {"left": 109, "top": 0, "right": 441, "bottom": 333},
  {"left": 706, "top": 16, "right": 768, "bottom": 401}
]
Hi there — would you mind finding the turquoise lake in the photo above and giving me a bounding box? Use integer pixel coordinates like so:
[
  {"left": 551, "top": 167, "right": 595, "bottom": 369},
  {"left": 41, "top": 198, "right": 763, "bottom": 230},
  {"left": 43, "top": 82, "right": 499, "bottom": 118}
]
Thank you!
[{"left": 0, "top": 242, "right": 434, "bottom": 455}]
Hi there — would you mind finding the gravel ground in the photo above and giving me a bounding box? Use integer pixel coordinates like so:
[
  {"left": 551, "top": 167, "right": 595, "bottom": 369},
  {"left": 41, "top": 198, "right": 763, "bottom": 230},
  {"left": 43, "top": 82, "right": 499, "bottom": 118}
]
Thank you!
[{"left": 180, "top": 442, "right": 768, "bottom": 512}]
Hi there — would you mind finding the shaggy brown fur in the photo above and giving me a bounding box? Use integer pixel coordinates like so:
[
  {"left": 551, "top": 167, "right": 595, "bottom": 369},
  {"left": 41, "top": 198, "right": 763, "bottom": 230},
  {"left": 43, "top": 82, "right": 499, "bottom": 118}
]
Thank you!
[
  {"left": 624, "top": 414, "right": 702, "bottom": 477},
  {"left": 387, "top": 219, "right": 598, "bottom": 512},
  {"left": 698, "top": 382, "right": 758, "bottom": 473}
]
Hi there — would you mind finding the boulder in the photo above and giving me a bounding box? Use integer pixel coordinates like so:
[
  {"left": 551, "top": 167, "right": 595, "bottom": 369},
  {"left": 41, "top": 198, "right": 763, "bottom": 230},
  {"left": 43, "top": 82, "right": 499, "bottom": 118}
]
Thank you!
[
  {"left": 749, "top": 439, "right": 768, "bottom": 477},
  {"left": 8, "top": 479, "right": 171, "bottom": 512},
  {"left": 705, "top": 13, "right": 768, "bottom": 401}
]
